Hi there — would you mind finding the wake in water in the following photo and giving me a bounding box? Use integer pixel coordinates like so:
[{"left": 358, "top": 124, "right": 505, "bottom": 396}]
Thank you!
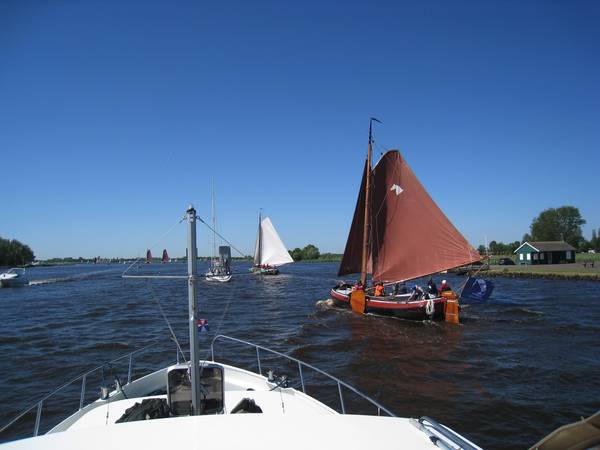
[
  {"left": 315, "top": 298, "right": 335, "bottom": 310},
  {"left": 28, "top": 268, "right": 119, "bottom": 286}
]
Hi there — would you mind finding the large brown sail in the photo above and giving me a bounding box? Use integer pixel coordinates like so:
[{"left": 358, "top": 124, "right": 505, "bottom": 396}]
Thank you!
[
  {"left": 339, "top": 150, "right": 480, "bottom": 282},
  {"left": 370, "top": 150, "right": 480, "bottom": 282}
]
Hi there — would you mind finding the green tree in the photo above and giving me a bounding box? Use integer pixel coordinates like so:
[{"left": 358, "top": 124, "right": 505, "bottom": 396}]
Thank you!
[
  {"left": 301, "top": 244, "right": 320, "bottom": 260},
  {"left": 522, "top": 233, "right": 532, "bottom": 243},
  {"left": 591, "top": 228, "right": 600, "bottom": 252},
  {"left": 289, "top": 248, "right": 303, "bottom": 261},
  {"left": 530, "top": 206, "right": 585, "bottom": 248},
  {"left": 0, "top": 237, "right": 35, "bottom": 266},
  {"left": 509, "top": 241, "right": 521, "bottom": 253},
  {"left": 477, "top": 245, "right": 487, "bottom": 255}
]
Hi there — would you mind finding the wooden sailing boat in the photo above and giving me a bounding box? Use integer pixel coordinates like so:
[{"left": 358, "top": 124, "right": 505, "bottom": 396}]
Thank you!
[
  {"left": 161, "top": 249, "right": 169, "bottom": 263},
  {"left": 146, "top": 249, "right": 152, "bottom": 264},
  {"left": 251, "top": 211, "right": 293, "bottom": 275},
  {"left": 330, "top": 119, "right": 481, "bottom": 320}
]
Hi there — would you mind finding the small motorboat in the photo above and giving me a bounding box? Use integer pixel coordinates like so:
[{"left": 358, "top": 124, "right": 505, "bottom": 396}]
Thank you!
[{"left": 0, "top": 268, "right": 29, "bottom": 287}]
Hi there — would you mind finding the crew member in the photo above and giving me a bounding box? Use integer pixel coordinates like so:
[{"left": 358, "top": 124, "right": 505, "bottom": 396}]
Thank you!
[
  {"left": 427, "top": 278, "right": 439, "bottom": 296},
  {"left": 353, "top": 280, "right": 364, "bottom": 291},
  {"left": 439, "top": 279, "right": 452, "bottom": 292}
]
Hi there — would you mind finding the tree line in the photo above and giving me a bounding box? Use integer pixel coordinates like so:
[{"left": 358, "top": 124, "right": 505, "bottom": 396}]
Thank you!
[
  {"left": 480, "top": 206, "right": 599, "bottom": 255},
  {"left": 288, "top": 244, "right": 342, "bottom": 261},
  {"left": 0, "top": 237, "right": 35, "bottom": 266}
]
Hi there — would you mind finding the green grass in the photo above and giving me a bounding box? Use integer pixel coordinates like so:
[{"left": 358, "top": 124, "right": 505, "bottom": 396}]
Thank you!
[{"left": 576, "top": 252, "right": 600, "bottom": 262}]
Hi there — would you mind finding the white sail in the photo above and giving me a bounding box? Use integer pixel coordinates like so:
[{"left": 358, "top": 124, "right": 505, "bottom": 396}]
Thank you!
[{"left": 254, "top": 217, "right": 293, "bottom": 266}]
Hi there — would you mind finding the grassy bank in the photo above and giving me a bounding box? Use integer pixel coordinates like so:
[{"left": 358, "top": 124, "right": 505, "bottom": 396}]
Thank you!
[{"left": 484, "top": 264, "right": 600, "bottom": 281}]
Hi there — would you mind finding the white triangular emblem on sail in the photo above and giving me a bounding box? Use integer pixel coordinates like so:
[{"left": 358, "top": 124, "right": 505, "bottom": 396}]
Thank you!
[
  {"left": 256, "top": 217, "right": 293, "bottom": 266},
  {"left": 391, "top": 184, "right": 403, "bottom": 196}
]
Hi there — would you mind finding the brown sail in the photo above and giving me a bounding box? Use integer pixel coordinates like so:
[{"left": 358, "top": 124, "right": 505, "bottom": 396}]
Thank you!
[
  {"left": 339, "top": 150, "right": 480, "bottom": 282},
  {"left": 338, "top": 160, "right": 370, "bottom": 277}
]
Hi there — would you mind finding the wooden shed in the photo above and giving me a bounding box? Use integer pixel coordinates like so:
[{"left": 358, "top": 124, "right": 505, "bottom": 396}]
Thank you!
[{"left": 514, "top": 241, "right": 576, "bottom": 265}]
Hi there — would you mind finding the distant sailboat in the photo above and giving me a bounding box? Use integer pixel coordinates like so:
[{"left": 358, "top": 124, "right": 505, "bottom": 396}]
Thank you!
[
  {"left": 162, "top": 249, "right": 169, "bottom": 264},
  {"left": 146, "top": 249, "right": 152, "bottom": 264},
  {"left": 330, "top": 120, "right": 480, "bottom": 320},
  {"left": 205, "top": 181, "right": 232, "bottom": 282},
  {"left": 251, "top": 212, "right": 293, "bottom": 275}
]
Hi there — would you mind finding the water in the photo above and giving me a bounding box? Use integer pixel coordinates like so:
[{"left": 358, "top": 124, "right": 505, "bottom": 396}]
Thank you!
[{"left": 1, "top": 262, "right": 599, "bottom": 449}]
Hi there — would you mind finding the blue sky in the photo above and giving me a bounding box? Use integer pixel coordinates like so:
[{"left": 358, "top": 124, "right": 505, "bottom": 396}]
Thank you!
[{"left": 1, "top": 0, "right": 599, "bottom": 259}]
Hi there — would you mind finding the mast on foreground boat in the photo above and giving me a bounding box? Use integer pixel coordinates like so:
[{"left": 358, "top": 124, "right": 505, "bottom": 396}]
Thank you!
[{"left": 186, "top": 205, "right": 202, "bottom": 414}]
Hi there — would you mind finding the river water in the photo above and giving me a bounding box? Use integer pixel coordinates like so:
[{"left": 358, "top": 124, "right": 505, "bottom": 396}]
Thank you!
[{"left": 0, "top": 262, "right": 599, "bottom": 449}]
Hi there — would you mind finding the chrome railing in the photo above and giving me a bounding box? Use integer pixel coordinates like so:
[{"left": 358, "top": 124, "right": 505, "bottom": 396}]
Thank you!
[
  {"left": 210, "top": 334, "right": 396, "bottom": 417},
  {"left": 0, "top": 339, "right": 180, "bottom": 440}
]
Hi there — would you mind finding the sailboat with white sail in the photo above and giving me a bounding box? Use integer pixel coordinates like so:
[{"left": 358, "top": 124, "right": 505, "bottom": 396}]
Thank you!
[
  {"left": 251, "top": 212, "right": 293, "bottom": 275},
  {"left": 330, "top": 119, "right": 481, "bottom": 321}
]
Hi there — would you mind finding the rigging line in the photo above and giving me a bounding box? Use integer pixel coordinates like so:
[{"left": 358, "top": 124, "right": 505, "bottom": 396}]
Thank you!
[
  {"left": 122, "top": 217, "right": 184, "bottom": 277},
  {"left": 198, "top": 276, "right": 236, "bottom": 365},
  {"left": 196, "top": 215, "right": 247, "bottom": 258},
  {"left": 145, "top": 279, "right": 188, "bottom": 365}
]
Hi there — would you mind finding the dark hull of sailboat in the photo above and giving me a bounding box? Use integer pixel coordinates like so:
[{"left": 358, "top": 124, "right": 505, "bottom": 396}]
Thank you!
[{"left": 330, "top": 288, "right": 446, "bottom": 320}]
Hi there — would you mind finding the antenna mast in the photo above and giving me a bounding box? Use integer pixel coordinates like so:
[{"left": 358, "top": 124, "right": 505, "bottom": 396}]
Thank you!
[{"left": 186, "top": 205, "right": 202, "bottom": 415}]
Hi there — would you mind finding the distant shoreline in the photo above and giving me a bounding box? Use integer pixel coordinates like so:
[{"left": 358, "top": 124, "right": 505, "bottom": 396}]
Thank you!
[{"left": 482, "top": 264, "right": 600, "bottom": 281}]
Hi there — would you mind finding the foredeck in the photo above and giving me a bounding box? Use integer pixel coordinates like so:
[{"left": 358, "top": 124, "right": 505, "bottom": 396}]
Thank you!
[{"left": 1, "top": 335, "right": 481, "bottom": 450}]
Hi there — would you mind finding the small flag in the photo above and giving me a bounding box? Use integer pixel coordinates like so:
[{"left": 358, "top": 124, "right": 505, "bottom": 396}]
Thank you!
[
  {"left": 197, "top": 319, "right": 209, "bottom": 333},
  {"left": 460, "top": 277, "right": 494, "bottom": 302}
]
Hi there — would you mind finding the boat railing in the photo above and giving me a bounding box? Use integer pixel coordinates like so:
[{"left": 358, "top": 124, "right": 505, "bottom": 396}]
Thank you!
[
  {"left": 210, "top": 334, "right": 396, "bottom": 417},
  {"left": 0, "top": 339, "right": 180, "bottom": 441}
]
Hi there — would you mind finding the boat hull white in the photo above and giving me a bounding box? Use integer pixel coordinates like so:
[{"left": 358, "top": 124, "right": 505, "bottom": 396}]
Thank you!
[
  {"left": 205, "top": 273, "right": 232, "bottom": 282},
  {"left": 0, "top": 270, "right": 29, "bottom": 287}
]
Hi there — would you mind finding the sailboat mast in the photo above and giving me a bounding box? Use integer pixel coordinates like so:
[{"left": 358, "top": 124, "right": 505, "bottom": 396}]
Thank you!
[
  {"left": 211, "top": 180, "right": 216, "bottom": 262},
  {"left": 186, "top": 205, "right": 202, "bottom": 415},
  {"left": 361, "top": 122, "right": 374, "bottom": 285},
  {"left": 257, "top": 210, "right": 262, "bottom": 265}
]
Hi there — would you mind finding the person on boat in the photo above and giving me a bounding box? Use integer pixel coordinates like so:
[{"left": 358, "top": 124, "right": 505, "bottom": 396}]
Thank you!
[
  {"left": 410, "top": 285, "right": 425, "bottom": 300},
  {"left": 353, "top": 280, "right": 364, "bottom": 291},
  {"left": 439, "top": 279, "right": 452, "bottom": 293},
  {"left": 374, "top": 282, "right": 385, "bottom": 297},
  {"left": 427, "top": 278, "right": 439, "bottom": 297},
  {"left": 394, "top": 282, "right": 408, "bottom": 295}
]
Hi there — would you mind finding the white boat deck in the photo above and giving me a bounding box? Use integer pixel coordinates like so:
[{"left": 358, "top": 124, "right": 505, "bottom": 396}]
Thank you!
[
  {"left": 4, "top": 414, "right": 440, "bottom": 449},
  {"left": 64, "top": 362, "right": 335, "bottom": 432},
  {"left": 1, "top": 339, "right": 482, "bottom": 450}
]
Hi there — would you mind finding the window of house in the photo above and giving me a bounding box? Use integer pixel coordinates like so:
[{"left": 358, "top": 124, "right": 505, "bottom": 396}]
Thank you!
[
  {"left": 520, "top": 254, "right": 524, "bottom": 260},
  {"left": 566, "top": 251, "right": 572, "bottom": 259},
  {"left": 533, "top": 253, "right": 538, "bottom": 260},
  {"left": 527, "top": 253, "right": 531, "bottom": 260},
  {"left": 540, "top": 252, "right": 545, "bottom": 259}
]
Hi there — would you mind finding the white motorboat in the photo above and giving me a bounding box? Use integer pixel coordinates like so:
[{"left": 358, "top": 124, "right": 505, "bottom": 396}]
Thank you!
[
  {"left": 0, "top": 206, "right": 482, "bottom": 450},
  {"left": 0, "top": 268, "right": 29, "bottom": 287}
]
